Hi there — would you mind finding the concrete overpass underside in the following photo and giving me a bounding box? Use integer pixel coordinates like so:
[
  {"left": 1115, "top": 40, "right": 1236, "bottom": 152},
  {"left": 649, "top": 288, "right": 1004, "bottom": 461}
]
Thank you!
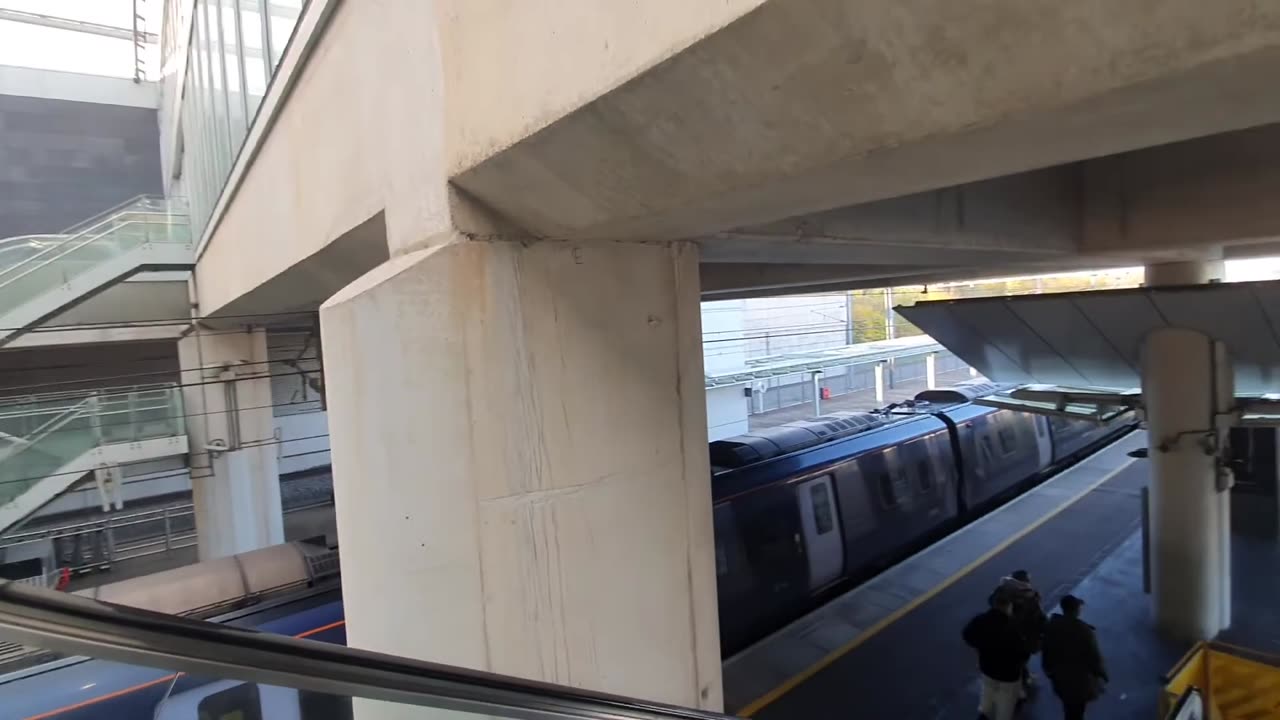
[
  {"left": 181, "top": 0, "right": 1280, "bottom": 710},
  {"left": 197, "top": 0, "right": 1280, "bottom": 314}
]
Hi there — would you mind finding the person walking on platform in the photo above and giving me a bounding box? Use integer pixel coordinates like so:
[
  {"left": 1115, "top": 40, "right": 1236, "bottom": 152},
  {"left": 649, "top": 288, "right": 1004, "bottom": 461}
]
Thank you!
[
  {"left": 1042, "top": 594, "right": 1108, "bottom": 720},
  {"left": 992, "top": 569, "right": 1048, "bottom": 690},
  {"left": 963, "top": 594, "right": 1030, "bottom": 720}
]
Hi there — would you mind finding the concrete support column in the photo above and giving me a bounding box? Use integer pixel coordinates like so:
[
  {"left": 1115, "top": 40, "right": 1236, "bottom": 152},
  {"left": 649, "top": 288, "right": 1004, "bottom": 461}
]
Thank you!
[
  {"left": 874, "top": 362, "right": 887, "bottom": 403},
  {"left": 811, "top": 370, "right": 824, "bottom": 416},
  {"left": 178, "top": 327, "right": 283, "bottom": 560},
  {"left": 1143, "top": 258, "right": 1232, "bottom": 641},
  {"left": 320, "top": 239, "right": 722, "bottom": 710},
  {"left": 926, "top": 352, "right": 937, "bottom": 390}
]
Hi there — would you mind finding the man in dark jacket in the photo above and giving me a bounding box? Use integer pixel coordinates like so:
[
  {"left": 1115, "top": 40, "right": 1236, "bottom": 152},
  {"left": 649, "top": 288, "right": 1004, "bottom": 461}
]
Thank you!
[
  {"left": 1042, "top": 595, "right": 1108, "bottom": 720},
  {"left": 963, "top": 595, "right": 1030, "bottom": 720}
]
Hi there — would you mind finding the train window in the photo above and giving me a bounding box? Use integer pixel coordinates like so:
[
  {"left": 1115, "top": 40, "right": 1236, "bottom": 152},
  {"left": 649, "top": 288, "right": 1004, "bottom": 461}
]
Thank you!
[
  {"left": 917, "top": 459, "right": 932, "bottom": 492},
  {"left": 743, "top": 512, "right": 797, "bottom": 569},
  {"left": 197, "top": 683, "right": 262, "bottom": 720},
  {"left": 298, "top": 690, "right": 354, "bottom": 720},
  {"left": 809, "top": 483, "right": 835, "bottom": 535},
  {"left": 716, "top": 536, "right": 729, "bottom": 576},
  {"left": 878, "top": 473, "right": 897, "bottom": 508},
  {"left": 997, "top": 423, "right": 1017, "bottom": 454},
  {"left": 982, "top": 435, "right": 996, "bottom": 461}
]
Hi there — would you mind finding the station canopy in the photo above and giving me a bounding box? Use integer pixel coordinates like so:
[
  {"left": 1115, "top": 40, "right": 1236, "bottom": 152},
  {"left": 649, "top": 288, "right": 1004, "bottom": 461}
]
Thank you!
[{"left": 896, "top": 279, "right": 1280, "bottom": 424}]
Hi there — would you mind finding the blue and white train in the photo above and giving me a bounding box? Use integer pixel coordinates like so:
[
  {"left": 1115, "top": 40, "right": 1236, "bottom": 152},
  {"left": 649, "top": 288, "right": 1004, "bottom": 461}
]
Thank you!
[{"left": 0, "top": 383, "right": 1134, "bottom": 718}]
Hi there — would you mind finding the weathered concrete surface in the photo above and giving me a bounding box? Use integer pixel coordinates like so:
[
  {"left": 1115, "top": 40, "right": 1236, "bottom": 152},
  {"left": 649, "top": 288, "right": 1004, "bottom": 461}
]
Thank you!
[
  {"left": 178, "top": 329, "right": 283, "bottom": 561},
  {"left": 194, "top": 0, "right": 760, "bottom": 316},
  {"left": 439, "top": 0, "right": 764, "bottom": 176},
  {"left": 1082, "top": 122, "right": 1280, "bottom": 255},
  {"left": 195, "top": 0, "right": 1280, "bottom": 312},
  {"left": 320, "top": 236, "right": 722, "bottom": 710},
  {"left": 454, "top": 0, "right": 1280, "bottom": 242}
]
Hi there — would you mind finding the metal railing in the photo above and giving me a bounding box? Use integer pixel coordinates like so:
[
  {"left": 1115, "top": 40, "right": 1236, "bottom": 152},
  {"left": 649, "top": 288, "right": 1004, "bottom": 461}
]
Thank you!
[
  {"left": 0, "top": 581, "right": 738, "bottom": 720},
  {"left": 0, "top": 384, "right": 185, "bottom": 507},
  {"left": 0, "top": 499, "right": 333, "bottom": 576},
  {"left": 0, "top": 196, "right": 190, "bottom": 318}
]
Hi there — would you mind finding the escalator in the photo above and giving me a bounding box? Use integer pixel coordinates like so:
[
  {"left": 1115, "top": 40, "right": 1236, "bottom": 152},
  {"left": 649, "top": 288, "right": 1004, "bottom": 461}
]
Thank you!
[
  {"left": 0, "top": 195, "right": 193, "bottom": 347},
  {"left": 0, "top": 385, "right": 189, "bottom": 534},
  {"left": 0, "top": 580, "right": 737, "bottom": 720}
]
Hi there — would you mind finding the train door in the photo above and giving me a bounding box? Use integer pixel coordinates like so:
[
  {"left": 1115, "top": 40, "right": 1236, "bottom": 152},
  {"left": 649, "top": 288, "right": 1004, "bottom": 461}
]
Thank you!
[
  {"left": 797, "top": 475, "right": 843, "bottom": 590},
  {"left": 1033, "top": 414, "right": 1053, "bottom": 467}
]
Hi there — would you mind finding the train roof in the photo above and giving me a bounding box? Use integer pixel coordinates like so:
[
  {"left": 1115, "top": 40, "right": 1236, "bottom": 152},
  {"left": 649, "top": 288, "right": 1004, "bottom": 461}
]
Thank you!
[
  {"left": 912, "top": 380, "right": 1015, "bottom": 406},
  {"left": 711, "top": 412, "right": 945, "bottom": 502},
  {"left": 709, "top": 411, "right": 904, "bottom": 470}
]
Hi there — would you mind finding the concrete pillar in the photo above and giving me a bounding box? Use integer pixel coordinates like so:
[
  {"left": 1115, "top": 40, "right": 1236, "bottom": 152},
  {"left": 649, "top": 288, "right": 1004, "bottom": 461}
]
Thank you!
[
  {"left": 320, "top": 239, "right": 722, "bottom": 710},
  {"left": 874, "top": 362, "right": 887, "bottom": 403},
  {"left": 926, "top": 352, "right": 937, "bottom": 390},
  {"left": 178, "top": 327, "right": 283, "bottom": 560},
  {"left": 811, "top": 370, "right": 824, "bottom": 416},
  {"left": 1142, "top": 259, "right": 1232, "bottom": 641}
]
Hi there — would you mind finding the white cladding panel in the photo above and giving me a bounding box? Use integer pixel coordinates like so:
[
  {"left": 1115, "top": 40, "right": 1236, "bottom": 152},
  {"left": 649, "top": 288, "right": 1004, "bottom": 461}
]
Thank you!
[{"left": 898, "top": 279, "right": 1280, "bottom": 395}]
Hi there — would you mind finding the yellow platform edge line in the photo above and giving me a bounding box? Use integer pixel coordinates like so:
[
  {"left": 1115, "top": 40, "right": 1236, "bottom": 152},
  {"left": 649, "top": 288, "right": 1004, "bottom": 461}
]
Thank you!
[{"left": 735, "top": 456, "right": 1137, "bottom": 717}]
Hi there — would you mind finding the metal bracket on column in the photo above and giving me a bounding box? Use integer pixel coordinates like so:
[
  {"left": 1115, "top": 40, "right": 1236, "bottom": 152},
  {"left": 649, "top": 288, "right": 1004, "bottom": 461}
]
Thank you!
[
  {"left": 1154, "top": 430, "right": 1217, "bottom": 455},
  {"left": 205, "top": 438, "right": 229, "bottom": 458}
]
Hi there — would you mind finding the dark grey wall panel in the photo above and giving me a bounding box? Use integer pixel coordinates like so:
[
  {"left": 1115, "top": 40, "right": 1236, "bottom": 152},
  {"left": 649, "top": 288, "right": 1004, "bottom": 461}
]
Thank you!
[{"left": 0, "top": 94, "right": 162, "bottom": 238}]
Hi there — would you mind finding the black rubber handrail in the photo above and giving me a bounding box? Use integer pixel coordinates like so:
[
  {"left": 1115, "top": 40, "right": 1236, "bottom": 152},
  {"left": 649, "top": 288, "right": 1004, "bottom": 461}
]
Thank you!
[{"left": 0, "top": 581, "right": 733, "bottom": 720}]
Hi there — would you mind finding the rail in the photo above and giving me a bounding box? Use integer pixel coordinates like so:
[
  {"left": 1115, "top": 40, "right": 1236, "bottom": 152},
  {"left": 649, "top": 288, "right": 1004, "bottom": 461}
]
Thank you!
[
  {"left": 0, "top": 581, "right": 737, "bottom": 720},
  {"left": 0, "top": 384, "right": 185, "bottom": 508},
  {"left": 0, "top": 499, "right": 334, "bottom": 575}
]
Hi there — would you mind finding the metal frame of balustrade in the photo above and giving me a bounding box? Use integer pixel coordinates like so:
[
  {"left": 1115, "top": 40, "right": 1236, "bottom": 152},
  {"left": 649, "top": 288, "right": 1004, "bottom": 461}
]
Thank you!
[
  {"left": 0, "top": 499, "right": 334, "bottom": 575},
  {"left": 0, "top": 581, "right": 736, "bottom": 720}
]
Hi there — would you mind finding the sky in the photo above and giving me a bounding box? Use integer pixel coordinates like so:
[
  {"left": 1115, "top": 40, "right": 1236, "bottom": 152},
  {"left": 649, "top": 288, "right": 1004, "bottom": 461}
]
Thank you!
[{"left": 0, "top": 1, "right": 161, "bottom": 79}]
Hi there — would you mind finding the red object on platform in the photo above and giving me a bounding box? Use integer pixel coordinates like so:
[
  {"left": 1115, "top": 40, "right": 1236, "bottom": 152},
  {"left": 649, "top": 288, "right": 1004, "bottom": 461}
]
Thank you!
[{"left": 821, "top": 387, "right": 832, "bottom": 400}]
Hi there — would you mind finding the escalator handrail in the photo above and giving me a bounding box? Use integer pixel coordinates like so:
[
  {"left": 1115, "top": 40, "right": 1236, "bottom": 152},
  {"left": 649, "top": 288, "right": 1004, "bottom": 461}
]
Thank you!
[{"left": 0, "top": 581, "right": 734, "bottom": 720}]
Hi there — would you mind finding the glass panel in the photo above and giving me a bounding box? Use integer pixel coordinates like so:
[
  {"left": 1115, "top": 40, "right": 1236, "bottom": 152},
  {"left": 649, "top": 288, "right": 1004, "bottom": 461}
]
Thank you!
[
  {"left": 193, "top": 2, "right": 222, "bottom": 220},
  {"left": 0, "top": 663, "right": 485, "bottom": 720},
  {"left": 0, "top": 576, "right": 735, "bottom": 720},
  {"left": 0, "top": 201, "right": 189, "bottom": 320},
  {"left": 267, "top": 0, "right": 303, "bottom": 70},
  {"left": 203, "top": 0, "right": 232, "bottom": 184},
  {"left": 220, "top": 0, "right": 249, "bottom": 150},
  {"left": 239, "top": 0, "right": 270, "bottom": 120},
  {"left": 809, "top": 483, "right": 834, "bottom": 534},
  {"left": 0, "top": 385, "right": 185, "bottom": 507}
]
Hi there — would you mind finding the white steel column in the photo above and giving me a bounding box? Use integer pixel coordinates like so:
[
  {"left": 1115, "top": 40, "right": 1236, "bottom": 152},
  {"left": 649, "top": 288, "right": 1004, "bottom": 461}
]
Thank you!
[
  {"left": 1142, "top": 258, "right": 1231, "bottom": 641},
  {"left": 320, "top": 239, "right": 722, "bottom": 710},
  {"left": 926, "top": 352, "right": 937, "bottom": 390},
  {"left": 178, "top": 327, "right": 283, "bottom": 560},
  {"left": 811, "top": 370, "right": 824, "bottom": 416},
  {"left": 874, "top": 361, "right": 887, "bottom": 403}
]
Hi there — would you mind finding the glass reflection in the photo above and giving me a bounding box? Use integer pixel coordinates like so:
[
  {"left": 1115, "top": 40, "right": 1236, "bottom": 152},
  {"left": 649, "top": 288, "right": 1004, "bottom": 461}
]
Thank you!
[{"left": 179, "top": 0, "right": 308, "bottom": 238}]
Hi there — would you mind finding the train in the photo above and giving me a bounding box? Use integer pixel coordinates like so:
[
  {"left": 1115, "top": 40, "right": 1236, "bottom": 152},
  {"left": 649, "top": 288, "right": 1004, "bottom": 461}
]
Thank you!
[
  {"left": 0, "top": 541, "right": 347, "bottom": 720},
  {"left": 0, "top": 382, "right": 1135, "bottom": 718},
  {"left": 711, "top": 381, "right": 1133, "bottom": 653}
]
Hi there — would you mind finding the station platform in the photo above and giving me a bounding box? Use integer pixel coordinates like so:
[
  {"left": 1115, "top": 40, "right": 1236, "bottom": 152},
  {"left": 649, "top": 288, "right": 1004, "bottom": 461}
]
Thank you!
[{"left": 723, "top": 430, "right": 1247, "bottom": 719}]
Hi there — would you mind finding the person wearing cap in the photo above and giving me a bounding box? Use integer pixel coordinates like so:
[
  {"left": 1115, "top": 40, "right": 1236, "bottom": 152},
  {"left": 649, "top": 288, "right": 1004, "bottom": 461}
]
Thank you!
[{"left": 1042, "top": 594, "right": 1109, "bottom": 720}]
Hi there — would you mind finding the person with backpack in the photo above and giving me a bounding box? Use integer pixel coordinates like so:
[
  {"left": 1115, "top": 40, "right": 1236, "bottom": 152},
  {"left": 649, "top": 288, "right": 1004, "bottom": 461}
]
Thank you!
[{"left": 991, "top": 569, "right": 1048, "bottom": 690}]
